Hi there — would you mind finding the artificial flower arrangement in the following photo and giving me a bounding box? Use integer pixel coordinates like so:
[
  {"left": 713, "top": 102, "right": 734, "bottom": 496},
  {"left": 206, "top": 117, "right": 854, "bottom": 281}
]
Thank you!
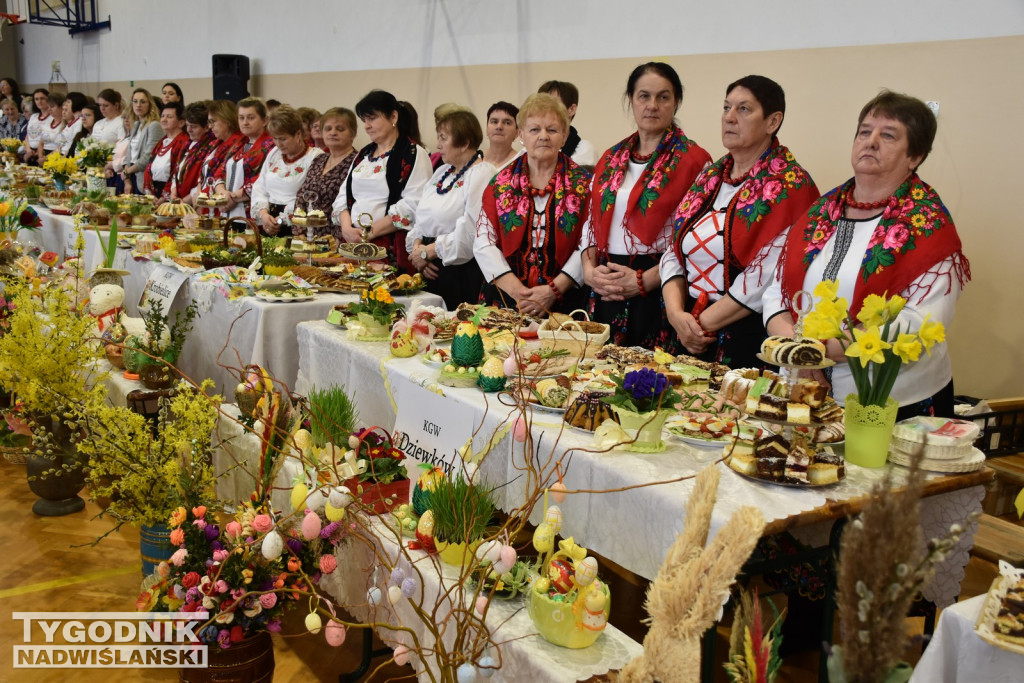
[
  {"left": 42, "top": 151, "right": 79, "bottom": 184},
  {"left": 74, "top": 137, "right": 114, "bottom": 169},
  {"left": 80, "top": 380, "right": 221, "bottom": 531},
  {"left": 138, "top": 498, "right": 347, "bottom": 649},
  {"left": 0, "top": 195, "right": 41, "bottom": 239},
  {"left": 802, "top": 280, "right": 946, "bottom": 407}
]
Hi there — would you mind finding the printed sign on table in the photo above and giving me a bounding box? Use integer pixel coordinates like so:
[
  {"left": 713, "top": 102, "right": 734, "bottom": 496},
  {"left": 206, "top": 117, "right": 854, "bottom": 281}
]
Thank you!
[
  {"left": 138, "top": 266, "right": 190, "bottom": 313},
  {"left": 392, "top": 379, "right": 474, "bottom": 479}
]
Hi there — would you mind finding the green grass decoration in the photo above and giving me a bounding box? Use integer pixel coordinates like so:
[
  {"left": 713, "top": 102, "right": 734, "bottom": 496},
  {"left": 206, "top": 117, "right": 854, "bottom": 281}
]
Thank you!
[
  {"left": 93, "top": 216, "right": 119, "bottom": 269},
  {"left": 307, "top": 385, "right": 358, "bottom": 448},
  {"left": 428, "top": 475, "right": 496, "bottom": 544}
]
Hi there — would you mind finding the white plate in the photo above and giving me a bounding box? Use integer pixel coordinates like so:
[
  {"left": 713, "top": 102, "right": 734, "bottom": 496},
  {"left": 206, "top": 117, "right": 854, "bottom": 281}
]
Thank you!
[
  {"left": 529, "top": 401, "right": 567, "bottom": 415},
  {"left": 668, "top": 430, "right": 736, "bottom": 447},
  {"left": 420, "top": 355, "right": 450, "bottom": 369},
  {"left": 887, "top": 445, "right": 986, "bottom": 473},
  {"left": 255, "top": 291, "right": 316, "bottom": 303}
]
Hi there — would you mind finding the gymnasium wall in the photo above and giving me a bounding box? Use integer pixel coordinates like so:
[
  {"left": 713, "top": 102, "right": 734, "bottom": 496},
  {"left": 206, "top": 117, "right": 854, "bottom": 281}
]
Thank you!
[{"left": 6, "top": 1, "right": 1024, "bottom": 399}]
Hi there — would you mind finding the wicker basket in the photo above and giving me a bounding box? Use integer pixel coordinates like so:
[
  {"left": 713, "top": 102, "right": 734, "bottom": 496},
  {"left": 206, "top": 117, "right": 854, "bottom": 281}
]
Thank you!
[
  {"left": 538, "top": 309, "right": 610, "bottom": 358},
  {"left": 1, "top": 443, "right": 29, "bottom": 465}
]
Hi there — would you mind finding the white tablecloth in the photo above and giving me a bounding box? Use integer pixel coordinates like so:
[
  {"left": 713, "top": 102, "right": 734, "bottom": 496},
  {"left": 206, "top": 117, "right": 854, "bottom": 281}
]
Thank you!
[
  {"left": 295, "top": 320, "right": 986, "bottom": 590},
  {"left": 911, "top": 594, "right": 1023, "bottom": 682},
  {"left": 26, "top": 208, "right": 444, "bottom": 394},
  {"left": 318, "top": 518, "right": 642, "bottom": 682}
]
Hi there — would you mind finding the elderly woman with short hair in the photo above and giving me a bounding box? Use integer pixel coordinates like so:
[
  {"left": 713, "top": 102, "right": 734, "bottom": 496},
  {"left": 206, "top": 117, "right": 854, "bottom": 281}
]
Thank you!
[
  {"left": 293, "top": 107, "right": 358, "bottom": 239},
  {"left": 213, "top": 96, "right": 275, "bottom": 218},
  {"left": 333, "top": 90, "right": 432, "bottom": 272},
  {"left": 407, "top": 109, "right": 495, "bottom": 308},
  {"left": 0, "top": 98, "right": 24, "bottom": 141},
  {"left": 474, "top": 93, "right": 592, "bottom": 315},
  {"left": 661, "top": 75, "right": 819, "bottom": 369},
  {"left": 250, "top": 105, "right": 323, "bottom": 235},
  {"left": 764, "top": 91, "right": 969, "bottom": 419}
]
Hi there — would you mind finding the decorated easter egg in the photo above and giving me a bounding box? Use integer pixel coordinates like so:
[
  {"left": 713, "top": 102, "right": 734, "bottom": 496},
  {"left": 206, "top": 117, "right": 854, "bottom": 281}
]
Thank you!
[
  {"left": 324, "top": 502, "right": 345, "bottom": 522},
  {"left": 301, "top": 511, "right": 322, "bottom": 540},
  {"left": 532, "top": 523, "right": 554, "bottom": 553},
  {"left": 585, "top": 583, "right": 607, "bottom": 612},
  {"left": 122, "top": 335, "right": 146, "bottom": 373},
  {"left": 550, "top": 481, "right": 567, "bottom": 504},
  {"left": 261, "top": 530, "right": 283, "bottom": 560},
  {"left": 478, "top": 655, "right": 497, "bottom": 677},
  {"left": 513, "top": 416, "right": 527, "bottom": 442},
  {"left": 401, "top": 577, "right": 417, "bottom": 598},
  {"left": 412, "top": 468, "right": 444, "bottom": 516},
  {"left": 456, "top": 663, "right": 477, "bottom": 683},
  {"left": 415, "top": 510, "right": 437, "bottom": 554},
  {"left": 476, "top": 539, "right": 502, "bottom": 565},
  {"left": 367, "top": 586, "right": 383, "bottom": 605},
  {"left": 325, "top": 620, "right": 346, "bottom": 647},
  {"left": 475, "top": 595, "right": 488, "bottom": 614},
  {"left": 477, "top": 357, "right": 507, "bottom": 392},
  {"left": 575, "top": 556, "right": 599, "bottom": 587},
  {"left": 390, "top": 567, "right": 406, "bottom": 585},
  {"left": 390, "top": 328, "right": 419, "bottom": 358},
  {"left": 388, "top": 585, "right": 403, "bottom": 604},
  {"left": 304, "top": 611, "right": 322, "bottom": 634},
  {"left": 544, "top": 505, "right": 563, "bottom": 533},
  {"left": 548, "top": 559, "right": 575, "bottom": 593},
  {"left": 533, "top": 577, "right": 551, "bottom": 594},
  {"left": 503, "top": 354, "right": 519, "bottom": 377},
  {"left": 393, "top": 644, "right": 411, "bottom": 666},
  {"left": 451, "top": 321, "right": 484, "bottom": 367},
  {"left": 293, "top": 429, "right": 312, "bottom": 455},
  {"left": 493, "top": 544, "right": 517, "bottom": 575},
  {"left": 290, "top": 482, "right": 310, "bottom": 513}
]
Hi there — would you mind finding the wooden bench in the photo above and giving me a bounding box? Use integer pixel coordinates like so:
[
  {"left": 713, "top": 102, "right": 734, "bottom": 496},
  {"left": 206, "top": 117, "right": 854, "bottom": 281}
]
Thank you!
[
  {"left": 970, "top": 513, "right": 1024, "bottom": 567},
  {"left": 982, "top": 454, "right": 1024, "bottom": 515}
]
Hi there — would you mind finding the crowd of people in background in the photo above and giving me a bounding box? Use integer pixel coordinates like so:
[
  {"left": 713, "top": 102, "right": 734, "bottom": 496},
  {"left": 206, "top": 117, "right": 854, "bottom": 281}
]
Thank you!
[{"left": 0, "top": 66, "right": 969, "bottom": 420}]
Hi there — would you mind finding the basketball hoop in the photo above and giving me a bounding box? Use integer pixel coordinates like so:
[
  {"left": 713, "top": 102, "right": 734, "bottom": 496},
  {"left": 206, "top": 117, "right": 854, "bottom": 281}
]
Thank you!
[{"left": 0, "top": 12, "right": 25, "bottom": 40}]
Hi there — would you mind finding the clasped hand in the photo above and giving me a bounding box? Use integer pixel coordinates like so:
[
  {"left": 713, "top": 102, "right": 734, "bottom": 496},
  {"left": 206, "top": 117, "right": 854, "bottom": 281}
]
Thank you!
[{"left": 588, "top": 263, "right": 640, "bottom": 301}]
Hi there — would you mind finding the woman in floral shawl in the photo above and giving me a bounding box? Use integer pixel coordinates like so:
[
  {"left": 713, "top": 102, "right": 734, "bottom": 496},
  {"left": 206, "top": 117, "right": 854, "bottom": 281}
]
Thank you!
[
  {"left": 661, "top": 75, "right": 819, "bottom": 368},
  {"left": 764, "top": 91, "right": 970, "bottom": 419},
  {"left": 475, "top": 93, "right": 591, "bottom": 315},
  {"left": 580, "top": 62, "right": 710, "bottom": 350}
]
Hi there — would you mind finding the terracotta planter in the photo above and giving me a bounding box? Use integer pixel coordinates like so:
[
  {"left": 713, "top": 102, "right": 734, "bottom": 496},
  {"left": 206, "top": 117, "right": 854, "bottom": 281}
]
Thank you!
[
  {"left": 179, "top": 631, "right": 274, "bottom": 683},
  {"left": 343, "top": 477, "right": 409, "bottom": 515},
  {"left": 139, "top": 361, "right": 177, "bottom": 390}
]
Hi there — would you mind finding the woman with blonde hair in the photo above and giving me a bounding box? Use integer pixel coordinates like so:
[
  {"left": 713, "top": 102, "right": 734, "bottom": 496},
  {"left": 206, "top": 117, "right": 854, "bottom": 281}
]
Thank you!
[
  {"left": 120, "top": 88, "right": 162, "bottom": 193},
  {"left": 195, "top": 100, "right": 244, "bottom": 198}
]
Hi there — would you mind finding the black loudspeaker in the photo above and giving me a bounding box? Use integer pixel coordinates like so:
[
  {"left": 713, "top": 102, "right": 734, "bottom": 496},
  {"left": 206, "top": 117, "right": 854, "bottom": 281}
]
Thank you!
[{"left": 212, "top": 54, "right": 250, "bottom": 102}]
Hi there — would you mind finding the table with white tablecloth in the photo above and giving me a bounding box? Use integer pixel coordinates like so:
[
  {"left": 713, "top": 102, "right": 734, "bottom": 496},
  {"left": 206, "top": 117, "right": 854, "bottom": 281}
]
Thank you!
[
  {"left": 24, "top": 207, "right": 445, "bottom": 394},
  {"left": 911, "top": 593, "right": 1023, "bottom": 683},
  {"left": 294, "top": 319, "right": 988, "bottom": 597}
]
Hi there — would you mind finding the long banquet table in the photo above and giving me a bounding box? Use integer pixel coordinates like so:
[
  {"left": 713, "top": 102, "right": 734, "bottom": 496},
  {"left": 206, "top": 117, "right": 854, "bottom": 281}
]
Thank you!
[
  {"left": 295, "top": 319, "right": 990, "bottom": 608},
  {"left": 22, "top": 209, "right": 444, "bottom": 394}
]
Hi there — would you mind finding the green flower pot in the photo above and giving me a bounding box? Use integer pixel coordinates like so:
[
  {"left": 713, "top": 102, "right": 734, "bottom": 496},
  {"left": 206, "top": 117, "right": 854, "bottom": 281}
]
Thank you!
[
  {"left": 609, "top": 406, "right": 673, "bottom": 452},
  {"left": 843, "top": 394, "right": 898, "bottom": 468}
]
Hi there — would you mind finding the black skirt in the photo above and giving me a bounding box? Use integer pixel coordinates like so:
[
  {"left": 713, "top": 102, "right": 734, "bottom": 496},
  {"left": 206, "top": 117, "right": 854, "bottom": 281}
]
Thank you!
[{"left": 589, "top": 253, "right": 679, "bottom": 352}]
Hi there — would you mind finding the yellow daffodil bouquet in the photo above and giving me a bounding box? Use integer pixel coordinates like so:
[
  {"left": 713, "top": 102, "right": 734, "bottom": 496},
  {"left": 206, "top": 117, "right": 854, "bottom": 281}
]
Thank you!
[
  {"left": 802, "top": 280, "right": 945, "bottom": 407},
  {"left": 0, "top": 137, "right": 22, "bottom": 154},
  {"left": 42, "top": 151, "right": 79, "bottom": 183}
]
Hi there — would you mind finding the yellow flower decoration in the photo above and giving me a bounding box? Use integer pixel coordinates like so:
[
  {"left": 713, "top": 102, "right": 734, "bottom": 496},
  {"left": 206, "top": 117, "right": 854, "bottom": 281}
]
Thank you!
[
  {"left": 169, "top": 506, "right": 187, "bottom": 527},
  {"left": 918, "top": 315, "right": 946, "bottom": 354},
  {"left": 911, "top": 187, "right": 925, "bottom": 200},
  {"left": 891, "top": 333, "right": 922, "bottom": 363},
  {"left": 803, "top": 311, "right": 843, "bottom": 340},
  {"left": 813, "top": 280, "right": 839, "bottom": 302},
  {"left": 886, "top": 295, "right": 906, "bottom": 319},
  {"left": 785, "top": 170, "right": 797, "bottom": 183},
  {"left": 857, "top": 294, "right": 888, "bottom": 328},
  {"left": 911, "top": 214, "right": 926, "bottom": 228},
  {"left": 0, "top": 201, "right": 9, "bottom": 218},
  {"left": 845, "top": 325, "right": 891, "bottom": 367}
]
